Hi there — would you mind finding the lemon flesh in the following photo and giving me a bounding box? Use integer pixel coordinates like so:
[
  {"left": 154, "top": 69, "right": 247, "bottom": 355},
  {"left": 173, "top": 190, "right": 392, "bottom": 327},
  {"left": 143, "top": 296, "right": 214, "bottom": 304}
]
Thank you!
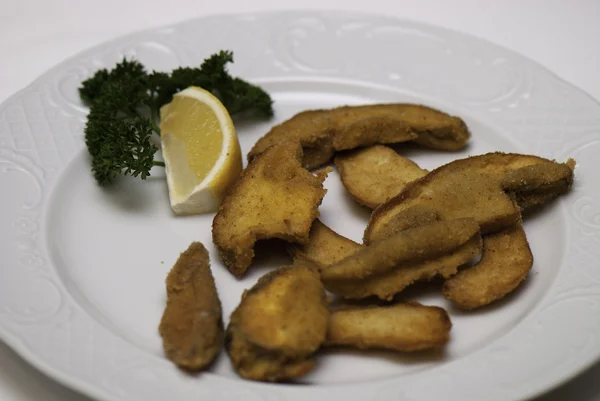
[{"left": 160, "top": 87, "right": 242, "bottom": 215}]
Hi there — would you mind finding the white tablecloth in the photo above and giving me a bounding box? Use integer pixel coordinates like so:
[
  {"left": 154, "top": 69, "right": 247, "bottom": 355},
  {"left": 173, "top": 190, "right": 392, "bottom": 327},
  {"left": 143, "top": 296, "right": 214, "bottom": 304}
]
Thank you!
[{"left": 1, "top": 1, "right": 599, "bottom": 400}]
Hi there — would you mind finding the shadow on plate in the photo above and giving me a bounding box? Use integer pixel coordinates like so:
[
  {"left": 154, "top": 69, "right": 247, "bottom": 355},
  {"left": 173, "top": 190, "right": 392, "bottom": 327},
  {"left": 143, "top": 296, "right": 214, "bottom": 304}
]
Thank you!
[{"left": 96, "top": 168, "right": 169, "bottom": 215}]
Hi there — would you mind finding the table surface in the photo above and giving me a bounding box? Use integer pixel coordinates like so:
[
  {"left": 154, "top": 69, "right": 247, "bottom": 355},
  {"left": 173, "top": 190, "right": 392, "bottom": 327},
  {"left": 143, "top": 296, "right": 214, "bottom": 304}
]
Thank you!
[{"left": 1, "top": 1, "right": 599, "bottom": 400}]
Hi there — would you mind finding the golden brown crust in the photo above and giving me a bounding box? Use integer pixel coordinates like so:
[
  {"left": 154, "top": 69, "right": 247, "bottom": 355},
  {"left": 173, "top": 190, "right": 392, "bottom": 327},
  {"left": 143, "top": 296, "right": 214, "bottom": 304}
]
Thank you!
[
  {"left": 288, "top": 220, "right": 362, "bottom": 271},
  {"left": 442, "top": 224, "right": 533, "bottom": 310},
  {"left": 323, "top": 235, "right": 482, "bottom": 301},
  {"left": 502, "top": 160, "right": 575, "bottom": 212},
  {"left": 159, "top": 242, "right": 223, "bottom": 371},
  {"left": 326, "top": 302, "right": 452, "bottom": 351},
  {"left": 331, "top": 116, "right": 417, "bottom": 151},
  {"left": 247, "top": 104, "right": 471, "bottom": 169},
  {"left": 502, "top": 162, "right": 574, "bottom": 193},
  {"left": 364, "top": 204, "right": 440, "bottom": 244},
  {"left": 321, "top": 219, "right": 480, "bottom": 282},
  {"left": 334, "top": 145, "right": 428, "bottom": 209},
  {"left": 329, "top": 104, "right": 469, "bottom": 152},
  {"left": 364, "top": 152, "right": 567, "bottom": 243},
  {"left": 212, "top": 140, "right": 328, "bottom": 278},
  {"left": 247, "top": 110, "right": 335, "bottom": 170},
  {"left": 226, "top": 265, "right": 329, "bottom": 382}
]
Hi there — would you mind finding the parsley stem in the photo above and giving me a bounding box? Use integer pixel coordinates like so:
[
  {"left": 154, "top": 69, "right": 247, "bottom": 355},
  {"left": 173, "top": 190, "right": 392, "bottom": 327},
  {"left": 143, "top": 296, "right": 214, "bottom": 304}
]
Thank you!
[
  {"left": 153, "top": 161, "right": 165, "bottom": 167},
  {"left": 150, "top": 118, "right": 161, "bottom": 135}
]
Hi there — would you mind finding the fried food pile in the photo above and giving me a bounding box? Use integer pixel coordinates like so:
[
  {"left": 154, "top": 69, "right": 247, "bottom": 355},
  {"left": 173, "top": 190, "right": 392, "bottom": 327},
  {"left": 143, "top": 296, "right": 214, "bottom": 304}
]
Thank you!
[
  {"left": 364, "top": 153, "right": 574, "bottom": 240},
  {"left": 321, "top": 219, "right": 483, "bottom": 301},
  {"left": 359, "top": 152, "right": 574, "bottom": 310},
  {"left": 159, "top": 101, "right": 576, "bottom": 382}
]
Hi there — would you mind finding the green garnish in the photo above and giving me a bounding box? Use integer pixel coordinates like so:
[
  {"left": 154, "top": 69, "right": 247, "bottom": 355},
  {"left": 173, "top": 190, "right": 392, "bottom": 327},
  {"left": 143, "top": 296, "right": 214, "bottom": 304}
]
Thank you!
[{"left": 79, "top": 50, "right": 273, "bottom": 185}]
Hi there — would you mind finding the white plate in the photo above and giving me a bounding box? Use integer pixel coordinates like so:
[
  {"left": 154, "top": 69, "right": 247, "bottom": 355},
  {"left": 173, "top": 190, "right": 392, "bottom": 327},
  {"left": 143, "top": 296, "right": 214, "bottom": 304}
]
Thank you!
[{"left": 1, "top": 10, "right": 599, "bottom": 401}]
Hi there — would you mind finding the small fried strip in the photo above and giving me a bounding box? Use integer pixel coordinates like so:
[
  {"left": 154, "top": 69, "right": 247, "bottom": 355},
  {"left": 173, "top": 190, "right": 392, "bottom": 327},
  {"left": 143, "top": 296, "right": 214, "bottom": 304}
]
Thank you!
[
  {"left": 248, "top": 104, "right": 470, "bottom": 170},
  {"left": 321, "top": 219, "right": 480, "bottom": 281},
  {"left": 212, "top": 140, "right": 328, "bottom": 278},
  {"left": 226, "top": 264, "right": 329, "bottom": 382},
  {"left": 442, "top": 224, "right": 533, "bottom": 310},
  {"left": 324, "top": 234, "right": 482, "bottom": 301},
  {"left": 334, "top": 145, "right": 428, "bottom": 209},
  {"left": 326, "top": 302, "right": 452, "bottom": 351},
  {"left": 288, "top": 220, "right": 362, "bottom": 271},
  {"left": 159, "top": 242, "right": 223, "bottom": 371}
]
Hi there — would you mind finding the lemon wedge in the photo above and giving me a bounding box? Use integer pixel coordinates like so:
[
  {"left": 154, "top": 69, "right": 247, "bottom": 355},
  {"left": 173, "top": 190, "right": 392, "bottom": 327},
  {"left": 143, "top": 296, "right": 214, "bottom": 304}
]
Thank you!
[{"left": 159, "top": 86, "right": 242, "bottom": 215}]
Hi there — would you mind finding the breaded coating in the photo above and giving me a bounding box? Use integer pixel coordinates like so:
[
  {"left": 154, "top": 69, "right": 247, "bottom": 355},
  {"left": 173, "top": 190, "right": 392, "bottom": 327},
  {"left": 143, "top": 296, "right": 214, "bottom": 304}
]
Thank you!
[
  {"left": 226, "top": 264, "right": 329, "bottom": 382},
  {"left": 159, "top": 242, "right": 223, "bottom": 371},
  {"left": 511, "top": 191, "right": 568, "bottom": 212},
  {"left": 321, "top": 219, "right": 480, "bottom": 282},
  {"left": 246, "top": 110, "right": 336, "bottom": 170},
  {"left": 326, "top": 302, "right": 452, "bottom": 351},
  {"left": 443, "top": 224, "right": 533, "bottom": 310},
  {"left": 502, "top": 159, "right": 575, "bottom": 212},
  {"left": 365, "top": 204, "right": 440, "bottom": 244},
  {"left": 212, "top": 141, "right": 328, "bottom": 278},
  {"left": 365, "top": 153, "right": 574, "bottom": 243},
  {"left": 248, "top": 104, "right": 471, "bottom": 170},
  {"left": 329, "top": 104, "right": 469, "bottom": 152},
  {"left": 324, "top": 234, "right": 482, "bottom": 301},
  {"left": 334, "top": 145, "right": 428, "bottom": 209},
  {"left": 330, "top": 112, "right": 417, "bottom": 151},
  {"left": 288, "top": 220, "right": 362, "bottom": 271}
]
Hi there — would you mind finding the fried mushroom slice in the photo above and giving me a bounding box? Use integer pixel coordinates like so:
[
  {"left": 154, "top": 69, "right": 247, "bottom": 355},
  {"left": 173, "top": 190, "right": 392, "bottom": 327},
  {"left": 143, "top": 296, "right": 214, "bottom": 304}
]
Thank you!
[
  {"left": 334, "top": 145, "right": 428, "bottom": 209},
  {"left": 365, "top": 153, "right": 574, "bottom": 243},
  {"left": 212, "top": 140, "right": 328, "bottom": 278},
  {"left": 323, "top": 234, "right": 482, "bottom": 301},
  {"left": 326, "top": 302, "right": 452, "bottom": 351},
  {"left": 321, "top": 219, "right": 480, "bottom": 282},
  {"left": 226, "top": 264, "right": 329, "bottom": 382},
  {"left": 329, "top": 104, "right": 469, "bottom": 152},
  {"left": 288, "top": 220, "right": 362, "bottom": 272},
  {"left": 159, "top": 242, "right": 223, "bottom": 371},
  {"left": 248, "top": 104, "right": 470, "bottom": 170},
  {"left": 442, "top": 224, "right": 533, "bottom": 310}
]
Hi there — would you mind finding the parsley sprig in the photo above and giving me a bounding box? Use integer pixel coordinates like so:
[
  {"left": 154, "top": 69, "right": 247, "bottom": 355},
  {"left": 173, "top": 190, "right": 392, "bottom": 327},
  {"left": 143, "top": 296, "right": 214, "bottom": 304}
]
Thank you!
[{"left": 79, "top": 51, "right": 273, "bottom": 185}]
